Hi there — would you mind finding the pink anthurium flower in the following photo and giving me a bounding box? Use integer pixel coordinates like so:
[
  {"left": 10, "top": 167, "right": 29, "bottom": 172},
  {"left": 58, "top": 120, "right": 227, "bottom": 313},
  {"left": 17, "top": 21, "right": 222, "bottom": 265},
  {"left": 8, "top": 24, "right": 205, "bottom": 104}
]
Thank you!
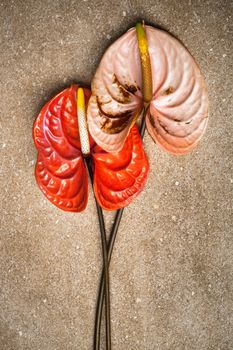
[{"left": 87, "top": 24, "right": 208, "bottom": 155}]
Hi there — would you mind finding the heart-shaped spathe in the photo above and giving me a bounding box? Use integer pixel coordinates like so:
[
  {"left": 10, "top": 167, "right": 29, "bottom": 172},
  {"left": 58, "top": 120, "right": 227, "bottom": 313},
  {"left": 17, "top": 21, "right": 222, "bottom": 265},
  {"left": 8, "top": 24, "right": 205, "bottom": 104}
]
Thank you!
[{"left": 87, "top": 25, "right": 208, "bottom": 155}]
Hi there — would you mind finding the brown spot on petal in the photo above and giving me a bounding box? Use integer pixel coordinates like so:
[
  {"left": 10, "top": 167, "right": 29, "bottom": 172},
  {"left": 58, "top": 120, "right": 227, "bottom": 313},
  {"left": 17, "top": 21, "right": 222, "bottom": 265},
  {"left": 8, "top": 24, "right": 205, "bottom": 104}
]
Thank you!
[
  {"left": 124, "top": 83, "right": 139, "bottom": 94},
  {"left": 163, "top": 86, "right": 174, "bottom": 95},
  {"left": 113, "top": 74, "right": 130, "bottom": 100},
  {"left": 113, "top": 74, "right": 139, "bottom": 97},
  {"left": 97, "top": 97, "right": 132, "bottom": 120},
  {"left": 148, "top": 113, "right": 156, "bottom": 128},
  {"left": 101, "top": 116, "right": 130, "bottom": 134}
]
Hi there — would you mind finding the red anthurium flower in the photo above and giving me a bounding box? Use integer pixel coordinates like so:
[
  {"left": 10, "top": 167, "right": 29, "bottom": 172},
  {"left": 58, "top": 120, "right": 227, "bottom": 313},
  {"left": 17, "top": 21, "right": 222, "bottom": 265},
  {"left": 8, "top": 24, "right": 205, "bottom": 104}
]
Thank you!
[
  {"left": 87, "top": 24, "right": 208, "bottom": 154},
  {"left": 33, "top": 84, "right": 149, "bottom": 212}
]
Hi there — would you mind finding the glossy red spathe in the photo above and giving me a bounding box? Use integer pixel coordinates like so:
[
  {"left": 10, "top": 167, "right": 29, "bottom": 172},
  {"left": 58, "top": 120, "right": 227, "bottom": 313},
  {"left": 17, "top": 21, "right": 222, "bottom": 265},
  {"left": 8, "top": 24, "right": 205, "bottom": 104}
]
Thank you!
[{"left": 33, "top": 85, "right": 149, "bottom": 212}]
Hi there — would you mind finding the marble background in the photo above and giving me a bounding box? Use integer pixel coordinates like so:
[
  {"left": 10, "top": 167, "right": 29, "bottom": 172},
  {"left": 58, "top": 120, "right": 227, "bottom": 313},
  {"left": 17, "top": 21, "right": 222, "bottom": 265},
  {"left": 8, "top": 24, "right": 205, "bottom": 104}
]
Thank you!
[{"left": 0, "top": 0, "right": 232, "bottom": 349}]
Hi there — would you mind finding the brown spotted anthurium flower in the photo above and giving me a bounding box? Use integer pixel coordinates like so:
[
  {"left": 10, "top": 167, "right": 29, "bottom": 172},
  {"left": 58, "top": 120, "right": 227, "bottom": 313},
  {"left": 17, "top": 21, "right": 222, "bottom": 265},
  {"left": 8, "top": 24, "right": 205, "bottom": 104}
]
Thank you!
[{"left": 87, "top": 24, "right": 209, "bottom": 155}]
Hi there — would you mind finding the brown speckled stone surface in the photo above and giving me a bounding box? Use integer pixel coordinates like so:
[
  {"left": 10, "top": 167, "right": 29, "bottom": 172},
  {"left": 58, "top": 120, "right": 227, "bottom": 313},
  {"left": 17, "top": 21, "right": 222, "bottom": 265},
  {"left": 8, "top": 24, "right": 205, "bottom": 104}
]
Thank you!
[{"left": 0, "top": 0, "right": 232, "bottom": 349}]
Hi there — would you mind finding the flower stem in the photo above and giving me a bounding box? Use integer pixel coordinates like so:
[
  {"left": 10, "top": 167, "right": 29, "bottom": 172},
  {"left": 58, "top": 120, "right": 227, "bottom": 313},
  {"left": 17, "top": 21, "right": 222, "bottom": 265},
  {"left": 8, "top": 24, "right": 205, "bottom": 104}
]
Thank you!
[
  {"left": 93, "top": 209, "right": 124, "bottom": 349},
  {"left": 93, "top": 110, "right": 147, "bottom": 350},
  {"left": 85, "top": 157, "right": 111, "bottom": 350}
]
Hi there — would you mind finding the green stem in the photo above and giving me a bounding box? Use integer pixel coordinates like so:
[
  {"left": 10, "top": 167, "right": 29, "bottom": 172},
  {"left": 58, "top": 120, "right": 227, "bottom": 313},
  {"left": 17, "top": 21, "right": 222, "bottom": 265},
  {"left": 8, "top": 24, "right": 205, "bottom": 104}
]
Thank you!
[{"left": 86, "top": 157, "right": 111, "bottom": 350}]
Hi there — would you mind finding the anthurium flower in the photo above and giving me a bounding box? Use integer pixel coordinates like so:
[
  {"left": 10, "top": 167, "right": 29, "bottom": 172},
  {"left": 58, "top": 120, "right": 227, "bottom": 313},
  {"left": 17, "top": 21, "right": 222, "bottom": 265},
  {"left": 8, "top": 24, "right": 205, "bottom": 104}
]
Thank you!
[
  {"left": 33, "top": 85, "right": 149, "bottom": 212},
  {"left": 87, "top": 24, "right": 209, "bottom": 154}
]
